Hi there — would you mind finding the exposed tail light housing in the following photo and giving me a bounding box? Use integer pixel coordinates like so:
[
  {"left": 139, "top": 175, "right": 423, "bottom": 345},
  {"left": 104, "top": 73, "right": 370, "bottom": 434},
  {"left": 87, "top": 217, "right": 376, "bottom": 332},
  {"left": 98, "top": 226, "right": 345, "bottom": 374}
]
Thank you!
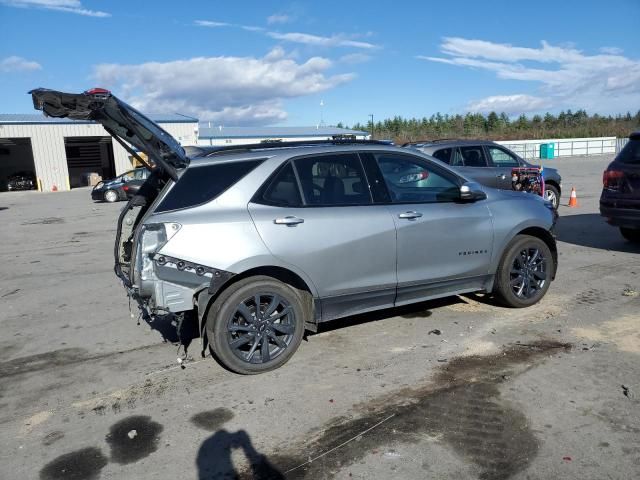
[{"left": 603, "top": 170, "right": 624, "bottom": 190}]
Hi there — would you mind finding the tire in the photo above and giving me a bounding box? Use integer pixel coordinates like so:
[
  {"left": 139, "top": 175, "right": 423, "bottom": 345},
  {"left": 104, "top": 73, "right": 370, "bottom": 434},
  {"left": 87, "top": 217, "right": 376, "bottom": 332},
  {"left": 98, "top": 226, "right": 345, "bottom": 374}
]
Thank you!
[
  {"left": 494, "top": 235, "right": 554, "bottom": 308},
  {"left": 104, "top": 189, "right": 119, "bottom": 203},
  {"left": 206, "top": 276, "right": 308, "bottom": 374},
  {"left": 544, "top": 184, "right": 560, "bottom": 209},
  {"left": 620, "top": 227, "right": 640, "bottom": 243}
]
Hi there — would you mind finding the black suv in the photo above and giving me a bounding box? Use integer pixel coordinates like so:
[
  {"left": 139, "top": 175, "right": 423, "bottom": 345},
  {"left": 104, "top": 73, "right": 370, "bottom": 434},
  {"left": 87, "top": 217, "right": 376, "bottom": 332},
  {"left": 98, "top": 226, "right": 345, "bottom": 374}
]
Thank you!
[
  {"left": 405, "top": 140, "right": 562, "bottom": 209},
  {"left": 600, "top": 132, "right": 640, "bottom": 243}
]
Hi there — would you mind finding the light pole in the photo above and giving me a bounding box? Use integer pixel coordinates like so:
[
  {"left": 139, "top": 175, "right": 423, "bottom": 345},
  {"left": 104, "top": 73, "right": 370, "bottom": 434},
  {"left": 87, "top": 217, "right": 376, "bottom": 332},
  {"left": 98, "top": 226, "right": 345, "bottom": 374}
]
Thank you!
[{"left": 369, "top": 114, "right": 374, "bottom": 139}]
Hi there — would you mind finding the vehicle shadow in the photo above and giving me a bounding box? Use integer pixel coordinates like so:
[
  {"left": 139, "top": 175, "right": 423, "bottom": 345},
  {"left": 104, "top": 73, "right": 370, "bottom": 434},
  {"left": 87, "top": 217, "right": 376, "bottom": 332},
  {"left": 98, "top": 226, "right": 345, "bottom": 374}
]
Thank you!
[
  {"left": 316, "top": 296, "right": 469, "bottom": 334},
  {"left": 555, "top": 213, "right": 640, "bottom": 253},
  {"left": 196, "top": 429, "right": 285, "bottom": 480},
  {"left": 142, "top": 312, "right": 200, "bottom": 352}
]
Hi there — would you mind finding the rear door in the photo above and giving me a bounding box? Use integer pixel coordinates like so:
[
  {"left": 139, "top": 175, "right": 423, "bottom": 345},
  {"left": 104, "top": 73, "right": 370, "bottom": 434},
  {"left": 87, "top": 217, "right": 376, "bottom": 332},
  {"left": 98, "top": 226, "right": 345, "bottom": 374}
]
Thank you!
[
  {"left": 452, "top": 146, "right": 498, "bottom": 188},
  {"left": 248, "top": 152, "right": 397, "bottom": 320},
  {"left": 368, "top": 151, "right": 494, "bottom": 306},
  {"left": 485, "top": 145, "right": 522, "bottom": 189}
]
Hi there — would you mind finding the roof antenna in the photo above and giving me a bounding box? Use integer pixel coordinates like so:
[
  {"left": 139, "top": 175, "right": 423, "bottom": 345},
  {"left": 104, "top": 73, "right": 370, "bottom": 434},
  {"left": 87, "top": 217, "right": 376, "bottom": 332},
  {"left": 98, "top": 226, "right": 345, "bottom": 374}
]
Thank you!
[{"left": 319, "top": 99, "right": 325, "bottom": 127}]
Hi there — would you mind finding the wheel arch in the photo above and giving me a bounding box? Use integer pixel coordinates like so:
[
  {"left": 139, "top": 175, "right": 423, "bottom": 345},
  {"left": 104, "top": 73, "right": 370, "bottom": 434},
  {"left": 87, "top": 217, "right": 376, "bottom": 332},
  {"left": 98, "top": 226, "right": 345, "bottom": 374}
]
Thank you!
[
  {"left": 516, "top": 226, "right": 558, "bottom": 280},
  {"left": 195, "top": 265, "right": 317, "bottom": 351}
]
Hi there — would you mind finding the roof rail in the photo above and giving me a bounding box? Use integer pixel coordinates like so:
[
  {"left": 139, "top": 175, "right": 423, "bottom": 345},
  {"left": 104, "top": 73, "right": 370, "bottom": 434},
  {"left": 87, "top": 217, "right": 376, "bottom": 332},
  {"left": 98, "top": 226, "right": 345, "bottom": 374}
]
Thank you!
[{"left": 201, "top": 139, "right": 393, "bottom": 157}]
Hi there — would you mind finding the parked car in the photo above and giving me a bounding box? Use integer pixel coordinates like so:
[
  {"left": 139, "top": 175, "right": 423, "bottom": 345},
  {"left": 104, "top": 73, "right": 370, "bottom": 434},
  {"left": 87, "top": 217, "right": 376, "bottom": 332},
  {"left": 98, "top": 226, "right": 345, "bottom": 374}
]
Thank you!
[
  {"left": 7, "top": 171, "right": 37, "bottom": 191},
  {"left": 31, "top": 88, "right": 558, "bottom": 374},
  {"left": 404, "top": 140, "right": 562, "bottom": 209},
  {"left": 600, "top": 132, "right": 640, "bottom": 243},
  {"left": 91, "top": 167, "right": 149, "bottom": 202}
]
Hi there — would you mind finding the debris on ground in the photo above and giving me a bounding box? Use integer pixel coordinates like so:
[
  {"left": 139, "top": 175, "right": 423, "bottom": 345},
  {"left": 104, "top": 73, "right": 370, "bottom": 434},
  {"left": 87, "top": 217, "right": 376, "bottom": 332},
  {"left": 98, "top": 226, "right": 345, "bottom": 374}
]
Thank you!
[
  {"left": 437, "top": 358, "right": 448, "bottom": 363},
  {"left": 622, "top": 385, "right": 632, "bottom": 398},
  {"left": 127, "top": 430, "right": 137, "bottom": 439},
  {"left": 622, "top": 287, "right": 638, "bottom": 297},
  {"left": 563, "top": 456, "right": 572, "bottom": 462},
  {"left": 428, "top": 329, "right": 442, "bottom": 335}
]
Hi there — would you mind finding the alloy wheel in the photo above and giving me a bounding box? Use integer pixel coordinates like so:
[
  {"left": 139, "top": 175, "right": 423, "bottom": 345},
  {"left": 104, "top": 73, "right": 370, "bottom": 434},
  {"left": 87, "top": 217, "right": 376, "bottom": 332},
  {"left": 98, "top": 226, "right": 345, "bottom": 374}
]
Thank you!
[
  {"left": 510, "top": 247, "right": 547, "bottom": 299},
  {"left": 227, "top": 293, "right": 296, "bottom": 364}
]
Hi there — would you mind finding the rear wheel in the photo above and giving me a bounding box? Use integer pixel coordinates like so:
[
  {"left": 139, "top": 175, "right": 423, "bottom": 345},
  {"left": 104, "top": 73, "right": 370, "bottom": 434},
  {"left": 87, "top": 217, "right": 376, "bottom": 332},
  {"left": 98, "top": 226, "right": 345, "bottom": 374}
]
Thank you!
[
  {"left": 620, "top": 227, "right": 640, "bottom": 243},
  {"left": 206, "top": 276, "right": 307, "bottom": 374},
  {"left": 104, "top": 189, "right": 118, "bottom": 203},
  {"left": 494, "top": 235, "right": 553, "bottom": 308}
]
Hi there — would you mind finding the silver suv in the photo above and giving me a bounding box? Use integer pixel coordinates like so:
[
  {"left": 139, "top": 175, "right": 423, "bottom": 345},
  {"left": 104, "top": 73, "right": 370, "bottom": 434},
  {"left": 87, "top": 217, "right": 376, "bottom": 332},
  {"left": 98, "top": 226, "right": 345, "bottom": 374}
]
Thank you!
[{"left": 32, "top": 89, "right": 558, "bottom": 374}]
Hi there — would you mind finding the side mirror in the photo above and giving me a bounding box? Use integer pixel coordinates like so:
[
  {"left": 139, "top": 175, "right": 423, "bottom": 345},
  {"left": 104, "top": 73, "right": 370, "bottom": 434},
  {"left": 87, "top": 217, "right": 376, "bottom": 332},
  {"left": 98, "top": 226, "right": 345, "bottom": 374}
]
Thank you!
[{"left": 460, "top": 182, "right": 487, "bottom": 201}]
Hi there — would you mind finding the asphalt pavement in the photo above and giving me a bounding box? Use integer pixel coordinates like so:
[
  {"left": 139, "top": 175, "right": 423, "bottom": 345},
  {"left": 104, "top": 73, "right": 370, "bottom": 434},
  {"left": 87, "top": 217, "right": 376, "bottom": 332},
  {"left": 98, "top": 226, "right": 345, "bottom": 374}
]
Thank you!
[{"left": 0, "top": 153, "right": 638, "bottom": 480}]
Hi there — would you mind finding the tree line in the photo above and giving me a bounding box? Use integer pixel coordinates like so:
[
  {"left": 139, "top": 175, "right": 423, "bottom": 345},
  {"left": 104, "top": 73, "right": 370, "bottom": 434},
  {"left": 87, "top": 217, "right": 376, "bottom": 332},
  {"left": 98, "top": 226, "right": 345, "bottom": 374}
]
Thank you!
[{"left": 339, "top": 110, "right": 640, "bottom": 143}]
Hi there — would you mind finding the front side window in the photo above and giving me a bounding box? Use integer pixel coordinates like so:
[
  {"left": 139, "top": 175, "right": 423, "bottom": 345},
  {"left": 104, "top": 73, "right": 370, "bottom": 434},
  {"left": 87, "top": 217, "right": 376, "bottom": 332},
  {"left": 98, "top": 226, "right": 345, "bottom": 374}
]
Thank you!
[
  {"left": 487, "top": 146, "right": 519, "bottom": 167},
  {"left": 293, "top": 153, "right": 372, "bottom": 206},
  {"left": 457, "top": 146, "right": 488, "bottom": 167},
  {"left": 374, "top": 153, "right": 460, "bottom": 203}
]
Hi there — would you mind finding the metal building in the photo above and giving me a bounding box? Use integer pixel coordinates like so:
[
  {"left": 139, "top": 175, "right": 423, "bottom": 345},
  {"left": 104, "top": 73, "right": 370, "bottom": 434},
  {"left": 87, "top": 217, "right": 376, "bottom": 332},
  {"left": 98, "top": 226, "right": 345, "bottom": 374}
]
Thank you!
[
  {"left": 0, "top": 114, "right": 198, "bottom": 192},
  {"left": 197, "top": 125, "right": 369, "bottom": 146}
]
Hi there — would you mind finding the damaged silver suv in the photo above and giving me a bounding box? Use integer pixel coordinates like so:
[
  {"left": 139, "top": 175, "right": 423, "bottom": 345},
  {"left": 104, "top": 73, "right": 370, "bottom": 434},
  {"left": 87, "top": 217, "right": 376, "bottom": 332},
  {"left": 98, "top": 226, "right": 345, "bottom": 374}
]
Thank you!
[{"left": 32, "top": 88, "right": 558, "bottom": 374}]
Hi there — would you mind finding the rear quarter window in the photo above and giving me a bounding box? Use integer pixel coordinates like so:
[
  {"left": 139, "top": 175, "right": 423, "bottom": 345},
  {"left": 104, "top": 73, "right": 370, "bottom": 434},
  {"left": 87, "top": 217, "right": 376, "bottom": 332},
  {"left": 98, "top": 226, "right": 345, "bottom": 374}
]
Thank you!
[{"left": 155, "top": 160, "right": 263, "bottom": 212}]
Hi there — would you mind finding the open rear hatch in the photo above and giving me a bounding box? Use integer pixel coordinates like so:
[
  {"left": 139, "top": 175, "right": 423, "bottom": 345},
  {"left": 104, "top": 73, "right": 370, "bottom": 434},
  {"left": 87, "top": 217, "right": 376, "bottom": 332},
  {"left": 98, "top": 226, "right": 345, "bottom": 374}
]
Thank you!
[{"left": 30, "top": 88, "right": 189, "bottom": 285}]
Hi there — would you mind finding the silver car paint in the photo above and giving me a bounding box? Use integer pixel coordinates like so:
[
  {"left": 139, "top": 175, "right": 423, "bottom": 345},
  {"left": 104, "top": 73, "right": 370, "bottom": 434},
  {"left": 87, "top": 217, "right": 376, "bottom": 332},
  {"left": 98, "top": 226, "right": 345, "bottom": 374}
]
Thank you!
[{"left": 134, "top": 144, "right": 554, "bottom": 317}]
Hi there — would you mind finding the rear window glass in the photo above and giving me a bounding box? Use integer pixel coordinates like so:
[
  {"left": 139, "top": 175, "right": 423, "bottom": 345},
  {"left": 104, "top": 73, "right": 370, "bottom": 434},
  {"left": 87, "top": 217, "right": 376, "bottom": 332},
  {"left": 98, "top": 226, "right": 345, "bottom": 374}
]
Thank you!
[
  {"left": 156, "top": 160, "right": 263, "bottom": 212},
  {"left": 618, "top": 139, "right": 640, "bottom": 164}
]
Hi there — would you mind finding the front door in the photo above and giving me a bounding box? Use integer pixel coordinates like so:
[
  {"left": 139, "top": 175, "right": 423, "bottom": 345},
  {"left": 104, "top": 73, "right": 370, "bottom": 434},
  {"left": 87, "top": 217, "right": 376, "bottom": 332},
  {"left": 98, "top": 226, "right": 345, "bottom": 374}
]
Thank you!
[
  {"left": 370, "top": 151, "right": 494, "bottom": 306},
  {"left": 249, "top": 152, "right": 397, "bottom": 320},
  {"left": 485, "top": 145, "right": 522, "bottom": 190}
]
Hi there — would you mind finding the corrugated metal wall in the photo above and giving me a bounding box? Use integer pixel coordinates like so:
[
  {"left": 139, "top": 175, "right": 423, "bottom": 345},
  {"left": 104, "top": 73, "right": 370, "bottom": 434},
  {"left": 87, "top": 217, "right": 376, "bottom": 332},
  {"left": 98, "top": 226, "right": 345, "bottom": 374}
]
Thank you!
[{"left": 0, "top": 121, "right": 197, "bottom": 192}]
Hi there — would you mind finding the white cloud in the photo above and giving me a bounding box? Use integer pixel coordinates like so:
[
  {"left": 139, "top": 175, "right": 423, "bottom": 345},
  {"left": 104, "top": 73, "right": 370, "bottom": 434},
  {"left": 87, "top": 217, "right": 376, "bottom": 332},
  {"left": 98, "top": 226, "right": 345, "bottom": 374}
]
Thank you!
[
  {"left": 467, "top": 94, "right": 551, "bottom": 114},
  {"left": 92, "top": 48, "right": 355, "bottom": 125},
  {"left": 194, "top": 20, "right": 230, "bottom": 28},
  {"left": 600, "top": 46, "right": 623, "bottom": 55},
  {"left": 0, "top": 0, "right": 110, "bottom": 17},
  {"left": 339, "top": 53, "right": 372, "bottom": 64},
  {"left": 0, "top": 55, "right": 42, "bottom": 72},
  {"left": 419, "top": 37, "right": 640, "bottom": 113},
  {"left": 267, "top": 31, "right": 377, "bottom": 49},
  {"left": 267, "top": 13, "right": 290, "bottom": 25}
]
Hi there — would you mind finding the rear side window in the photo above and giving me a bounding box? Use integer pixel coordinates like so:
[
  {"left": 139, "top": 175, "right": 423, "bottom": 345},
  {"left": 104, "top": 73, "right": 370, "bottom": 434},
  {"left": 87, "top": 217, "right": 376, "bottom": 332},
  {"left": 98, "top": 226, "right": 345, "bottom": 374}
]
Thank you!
[
  {"left": 457, "top": 146, "right": 488, "bottom": 167},
  {"left": 432, "top": 148, "right": 453, "bottom": 164},
  {"left": 260, "top": 163, "right": 303, "bottom": 207},
  {"left": 293, "top": 153, "right": 372, "bottom": 206},
  {"left": 618, "top": 139, "right": 640, "bottom": 164},
  {"left": 156, "top": 160, "right": 263, "bottom": 212}
]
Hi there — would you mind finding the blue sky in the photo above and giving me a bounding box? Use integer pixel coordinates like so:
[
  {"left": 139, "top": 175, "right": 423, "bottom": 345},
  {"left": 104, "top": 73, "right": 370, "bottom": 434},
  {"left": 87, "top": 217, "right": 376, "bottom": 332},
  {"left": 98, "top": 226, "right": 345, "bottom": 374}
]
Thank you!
[{"left": 1, "top": 0, "right": 639, "bottom": 127}]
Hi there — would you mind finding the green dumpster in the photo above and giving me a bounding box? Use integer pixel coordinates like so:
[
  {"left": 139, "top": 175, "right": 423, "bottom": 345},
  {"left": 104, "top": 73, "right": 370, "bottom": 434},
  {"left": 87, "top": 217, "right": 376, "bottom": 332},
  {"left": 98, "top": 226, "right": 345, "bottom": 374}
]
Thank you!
[{"left": 540, "top": 143, "right": 555, "bottom": 159}]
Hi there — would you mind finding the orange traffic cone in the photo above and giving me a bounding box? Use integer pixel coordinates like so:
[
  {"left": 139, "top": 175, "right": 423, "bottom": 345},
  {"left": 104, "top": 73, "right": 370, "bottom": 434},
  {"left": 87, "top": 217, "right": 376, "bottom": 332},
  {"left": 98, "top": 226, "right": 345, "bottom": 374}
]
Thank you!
[{"left": 568, "top": 187, "right": 578, "bottom": 207}]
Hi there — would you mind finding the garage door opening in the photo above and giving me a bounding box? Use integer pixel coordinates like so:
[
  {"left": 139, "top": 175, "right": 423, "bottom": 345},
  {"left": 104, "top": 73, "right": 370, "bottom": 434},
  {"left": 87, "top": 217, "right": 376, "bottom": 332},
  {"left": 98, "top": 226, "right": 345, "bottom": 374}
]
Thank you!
[
  {"left": 64, "top": 136, "right": 115, "bottom": 188},
  {"left": 0, "top": 137, "right": 36, "bottom": 192}
]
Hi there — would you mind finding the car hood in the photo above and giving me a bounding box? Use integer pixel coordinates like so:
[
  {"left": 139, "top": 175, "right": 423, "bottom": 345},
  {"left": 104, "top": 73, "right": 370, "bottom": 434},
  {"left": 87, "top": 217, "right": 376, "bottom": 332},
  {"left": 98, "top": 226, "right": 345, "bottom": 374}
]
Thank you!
[{"left": 30, "top": 88, "right": 188, "bottom": 180}]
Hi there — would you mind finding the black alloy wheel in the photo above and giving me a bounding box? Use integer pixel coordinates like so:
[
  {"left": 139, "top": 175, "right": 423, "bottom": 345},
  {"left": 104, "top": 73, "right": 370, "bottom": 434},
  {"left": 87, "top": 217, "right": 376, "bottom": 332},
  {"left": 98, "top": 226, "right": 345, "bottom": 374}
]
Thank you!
[{"left": 494, "top": 235, "right": 554, "bottom": 308}]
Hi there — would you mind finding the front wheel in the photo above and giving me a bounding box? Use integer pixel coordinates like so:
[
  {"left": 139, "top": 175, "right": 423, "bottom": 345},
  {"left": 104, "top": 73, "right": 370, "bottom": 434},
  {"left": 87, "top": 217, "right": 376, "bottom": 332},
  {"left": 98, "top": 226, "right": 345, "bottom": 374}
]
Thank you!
[
  {"left": 494, "top": 235, "right": 554, "bottom": 308},
  {"left": 206, "top": 276, "right": 307, "bottom": 374},
  {"left": 543, "top": 184, "right": 560, "bottom": 210},
  {"left": 104, "top": 189, "right": 119, "bottom": 203},
  {"left": 620, "top": 227, "right": 640, "bottom": 243}
]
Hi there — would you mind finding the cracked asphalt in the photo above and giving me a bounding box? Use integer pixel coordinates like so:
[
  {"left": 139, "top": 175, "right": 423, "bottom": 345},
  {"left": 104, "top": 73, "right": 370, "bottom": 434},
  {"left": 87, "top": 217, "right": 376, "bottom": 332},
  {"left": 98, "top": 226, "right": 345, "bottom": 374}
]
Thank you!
[{"left": 0, "top": 153, "right": 638, "bottom": 480}]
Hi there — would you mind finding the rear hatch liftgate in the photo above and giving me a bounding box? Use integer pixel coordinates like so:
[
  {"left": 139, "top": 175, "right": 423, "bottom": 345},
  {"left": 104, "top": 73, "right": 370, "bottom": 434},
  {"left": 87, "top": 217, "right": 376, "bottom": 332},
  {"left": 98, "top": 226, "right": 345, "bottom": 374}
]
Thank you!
[{"left": 30, "top": 88, "right": 189, "bottom": 285}]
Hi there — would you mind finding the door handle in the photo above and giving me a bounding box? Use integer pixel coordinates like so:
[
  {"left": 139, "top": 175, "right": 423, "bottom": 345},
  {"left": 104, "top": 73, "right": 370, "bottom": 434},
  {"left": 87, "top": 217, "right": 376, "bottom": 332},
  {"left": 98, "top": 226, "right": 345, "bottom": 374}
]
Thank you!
[
  {"left": 497, "top": 174, "right": 507, "bottom": 180},
  {"left": 398, "top": 211, "right": 423, "bottom": 219},
  {"left": 274, "top": 216, "right": 304, "bottom": 226}
]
